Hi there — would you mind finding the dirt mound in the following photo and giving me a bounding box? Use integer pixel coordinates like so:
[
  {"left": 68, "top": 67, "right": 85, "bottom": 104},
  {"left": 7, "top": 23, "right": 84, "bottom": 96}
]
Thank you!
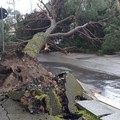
[
  {"left": 0, "top": 56, "right": 52, "bottom": 93},
  {"left": 0, "top": 43, "right": 70, "bottom": 116},
  {"left": 0, "top": 43, "right": 83, "bottom": 120}
]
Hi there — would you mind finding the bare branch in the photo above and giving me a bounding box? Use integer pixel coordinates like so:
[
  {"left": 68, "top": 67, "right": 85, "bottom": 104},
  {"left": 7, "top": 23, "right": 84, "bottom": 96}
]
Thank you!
[
  {"left": 21, "top": 26, "right": 50, "bottom": 31},
  {"left": 81, "top": 27, "right": 91, "bottom": 38},
  {"left": 47, "top": 40, "right": 66, "bottom": 54},
  {"left": 78, "top": 31, "right": 99, "bottom": 48},
  {"left": 97, "top": 15, "right": 114, "bottom": 25},
  {"left": 38, "top": 0, "right": 53, "bottom": 17},
  {"left": 49, "top": 21, "right": 103, "bottom": 43},
  {"left": 22, "top": 18, "right": 49, "bottom": 22},
  {"left": 83, "top": 28, "right": 103, "bottom": 43},
  {"left": 49, "top": 22, "right": 90, "bottom": 38},
  {"left": 37, "top": 3, "right": 44, "bottom": 11},
  {"left": 51, "top": 0, "right": 65, "bottom": 19},
  {"left": 84, "top": 27, "right": 97, "bottom": 38},
  {"left": 78, "top": 30, "right": 103, "bottom": 41},
  {"left": 49, "top": 22, "right": 103, "bottom": 37},
  {"left": 56, "top": 15, "right": 74, "bottom": 25},
  {"left": 37, "top": 3, "right": 47, "bottom": 17},
  {"left": 37, "top": 1, "right": 57, "bottom": 35}
]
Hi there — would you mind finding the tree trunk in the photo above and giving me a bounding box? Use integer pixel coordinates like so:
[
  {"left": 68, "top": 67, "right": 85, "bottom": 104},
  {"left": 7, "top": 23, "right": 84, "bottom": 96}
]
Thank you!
[{"left": 23, "top": 32, "right": 47, "bottom": 58}]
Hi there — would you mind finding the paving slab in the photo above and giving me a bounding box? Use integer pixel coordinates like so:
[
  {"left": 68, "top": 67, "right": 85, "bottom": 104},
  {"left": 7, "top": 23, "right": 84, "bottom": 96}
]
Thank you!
[
  {"left": 7, "top": 113, "right": 50, "bottom": 120},
  {"left": 101, "top": 112, "right": 120, "bottom": 120},
  {"left": 77, "top": 100, "right": 115, "bottom": 117},
  {"left": 0, "top": 106, "right": 9, "bottom": 120},
  {"left": 94, "top": 93, "right": 120, "bottom": 110},
  {"left": 65, "top": 73, "right": 83, "bottom": 112},
  {"left": 2, "top": 99, "right": 50, "bottom": 120},
  {"left": 2, "top": 99, "right": 24, "bottom": 114}
]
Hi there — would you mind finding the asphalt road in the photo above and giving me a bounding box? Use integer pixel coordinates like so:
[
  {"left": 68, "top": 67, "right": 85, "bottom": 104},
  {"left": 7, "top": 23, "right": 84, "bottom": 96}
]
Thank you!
[{"left": 38, "top": 52, "right": 120, "bottom": 103}]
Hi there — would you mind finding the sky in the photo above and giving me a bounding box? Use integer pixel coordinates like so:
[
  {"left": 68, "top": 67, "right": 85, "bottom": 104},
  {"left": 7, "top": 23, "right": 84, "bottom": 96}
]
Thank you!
[{"left": 0, "top": 0, "right": 49, "bottom": 14}]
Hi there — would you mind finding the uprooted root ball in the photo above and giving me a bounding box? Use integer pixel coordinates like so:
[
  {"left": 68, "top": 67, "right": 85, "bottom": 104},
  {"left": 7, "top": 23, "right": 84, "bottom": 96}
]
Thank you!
[{"left": 0, "top": 48, "right": 69, "bottom": 115}]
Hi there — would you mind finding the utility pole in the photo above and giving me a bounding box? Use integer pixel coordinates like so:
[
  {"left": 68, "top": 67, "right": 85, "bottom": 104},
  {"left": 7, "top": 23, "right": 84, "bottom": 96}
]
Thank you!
[
  {"left": 30, "top": 0, "right": 33, "bottom": 12},
  {"left": 13, "top": 0, "right": 15, "bottom": 19},
  {"left": 0, "top": 7, "right": 5, "bottom": 52},
  {"left": 7, "top": 0, "right": 16, "bottom": 19}
]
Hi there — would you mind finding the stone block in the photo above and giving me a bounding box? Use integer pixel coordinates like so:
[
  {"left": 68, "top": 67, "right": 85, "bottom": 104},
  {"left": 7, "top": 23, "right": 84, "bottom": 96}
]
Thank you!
[
  {"left": 65, "top": 73, "right": 83, "bottom": 112},
  {"left": 101, "top": 112, "right": 120, "bottom": 120},
  {"left": 77, "top": 100, "right": 114, "bottom": 117}
]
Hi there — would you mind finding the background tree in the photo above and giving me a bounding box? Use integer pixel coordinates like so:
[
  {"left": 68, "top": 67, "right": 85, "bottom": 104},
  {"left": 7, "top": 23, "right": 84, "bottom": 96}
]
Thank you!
[
  {"left": 60, "top": 0, "right": 120, "bottom": 54},
  {"left": 0, "top": 7, "right": 22, "bottom": 52}
]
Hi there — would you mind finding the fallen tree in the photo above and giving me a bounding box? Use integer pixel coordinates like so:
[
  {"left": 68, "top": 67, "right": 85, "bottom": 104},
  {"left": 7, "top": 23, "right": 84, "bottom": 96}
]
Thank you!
[{"left": 0, "top": 0, "right": 106, "bottom": 119}]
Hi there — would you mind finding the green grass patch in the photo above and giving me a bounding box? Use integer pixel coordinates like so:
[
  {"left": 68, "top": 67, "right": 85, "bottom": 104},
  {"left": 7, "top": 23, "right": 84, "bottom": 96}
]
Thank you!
[
  {"left": 50, "top": 115, "right": 62, "bottom": 120},
  {"left": 76, "top": 109, "right": 100, "bottom": 120}
]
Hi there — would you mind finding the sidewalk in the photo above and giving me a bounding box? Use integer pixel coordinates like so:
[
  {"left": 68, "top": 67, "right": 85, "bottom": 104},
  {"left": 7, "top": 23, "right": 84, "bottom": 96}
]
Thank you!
[{"left": 38, "top": 52, "right": 120, "bottom": 77}]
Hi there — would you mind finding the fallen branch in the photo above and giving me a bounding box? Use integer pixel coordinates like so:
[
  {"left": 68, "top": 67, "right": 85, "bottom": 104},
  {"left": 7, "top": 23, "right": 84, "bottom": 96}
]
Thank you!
[{"left": 49, "top": 22, "right": 101, "bottom": 38}]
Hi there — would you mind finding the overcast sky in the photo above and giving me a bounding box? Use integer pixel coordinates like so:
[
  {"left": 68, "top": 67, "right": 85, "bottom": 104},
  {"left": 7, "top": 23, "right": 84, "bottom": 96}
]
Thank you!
[{"left": 0, "top": 0, "right": 49, "bottom": 14}]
